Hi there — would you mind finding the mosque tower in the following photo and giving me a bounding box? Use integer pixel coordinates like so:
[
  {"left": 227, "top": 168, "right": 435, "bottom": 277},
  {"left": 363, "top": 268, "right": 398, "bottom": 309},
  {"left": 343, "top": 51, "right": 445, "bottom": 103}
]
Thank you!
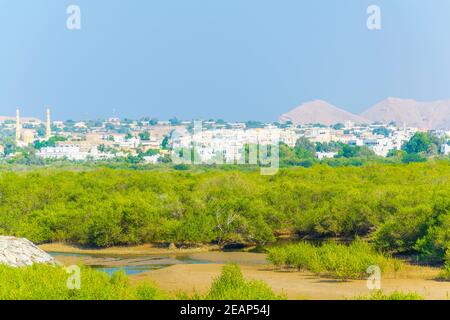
[
  {"left": 46, "top": 108, "right": 52, "bottom": 139},
  {"left": 15, "top": 108, "right": 21, "bottom": 142}
]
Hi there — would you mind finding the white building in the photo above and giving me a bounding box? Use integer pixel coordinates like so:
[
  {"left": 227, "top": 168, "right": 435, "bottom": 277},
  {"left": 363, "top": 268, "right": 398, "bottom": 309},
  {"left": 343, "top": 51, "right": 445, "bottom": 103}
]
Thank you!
[
  {"left": 171, "top": 127, "right": 289, "bottom": 164},
  {"left": 143, "top": 155, "right": 160, "bottom": 164},
  {"left": 37, "top": 146, "right": 87, "bottom": 160},
  {"left": 37, "top": 145, "right": 117, "bottom": 161},
  {"left": 348, "top": 139, "right": 364, "bottom": 146},
  {"left": 316, "top": 152, "right": 337, "bottom": 160},
  {"left": 441, "top": 144, "right": 450, "bottom": 156}
]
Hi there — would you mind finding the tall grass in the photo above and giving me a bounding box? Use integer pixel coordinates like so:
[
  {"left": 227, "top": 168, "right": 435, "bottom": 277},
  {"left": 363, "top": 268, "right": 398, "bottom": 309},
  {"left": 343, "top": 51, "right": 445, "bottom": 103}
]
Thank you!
[
  {"left": 436, "top": 266, "right": 450, "bottom": 281},
  {"left": 436, "top": 250, "right": 450, "bottom": 281},
  {"left": 267, "top": 240, "right": 402, "bottom": 280},
  {"left": 178, "top": 264, "right": 286, "bottom": 300},
  {"left": 355, "top": 290, "right": 424, "bottom": 300},
  {"left": 206, "top": 264, "right": 286, "bottom": 300},
  {"left": 0, "top": 264, "right": 166, "bottom": 300}
]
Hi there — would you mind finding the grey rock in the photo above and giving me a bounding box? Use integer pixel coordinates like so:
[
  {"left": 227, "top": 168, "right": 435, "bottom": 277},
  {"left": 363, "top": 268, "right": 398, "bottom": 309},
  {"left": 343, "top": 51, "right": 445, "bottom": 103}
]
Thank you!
[{"left": 0, "top": 236, "right": 57, "bottom": 268}]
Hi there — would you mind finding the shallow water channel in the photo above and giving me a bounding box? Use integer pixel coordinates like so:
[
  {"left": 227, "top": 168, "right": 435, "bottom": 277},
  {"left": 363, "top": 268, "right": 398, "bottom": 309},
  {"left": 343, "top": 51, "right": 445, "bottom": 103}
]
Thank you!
[{"left": 50, "top": 252, "right": 212, "bottom": 276}]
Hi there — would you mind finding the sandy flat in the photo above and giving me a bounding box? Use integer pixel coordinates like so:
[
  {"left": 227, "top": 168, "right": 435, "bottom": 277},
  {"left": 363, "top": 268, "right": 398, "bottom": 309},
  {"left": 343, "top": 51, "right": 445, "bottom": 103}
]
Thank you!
[
  {"left": 39, "top": 244, "right": 450, "bottom": 300},
  {"left": 39, "top": 243, "right": 218, "bottom": 256},
  {"left": 130, "top": 263, "right": 450, "bottom": 300},
  {"left": 188, "top": 252, "right": 268, "bottom": 265}
]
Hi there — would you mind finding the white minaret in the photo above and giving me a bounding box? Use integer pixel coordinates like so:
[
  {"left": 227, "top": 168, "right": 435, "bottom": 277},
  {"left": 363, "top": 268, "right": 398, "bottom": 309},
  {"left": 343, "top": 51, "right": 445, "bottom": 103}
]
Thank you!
[
  {"left": 15, "top": 108, "right": 21, "bottom": 142},
  {"left": 46, "top": 108, "right": 52, "bottom": 139}
]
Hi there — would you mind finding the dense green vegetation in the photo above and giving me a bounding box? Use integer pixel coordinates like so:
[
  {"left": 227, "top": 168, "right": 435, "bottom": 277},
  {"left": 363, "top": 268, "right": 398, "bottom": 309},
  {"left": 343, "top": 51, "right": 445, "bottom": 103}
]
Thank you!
[
  {"left": 267, "top": 240, "right": 402, "bottom": 279},
  {"left": 0, "top": 263, "right": 282, "bottom": 300},
  {"left": 0, "top": 161, "right": 449, "bottom": 263},
  {"left": 0, "top": 264, "right": 166, "bottom": 300}
]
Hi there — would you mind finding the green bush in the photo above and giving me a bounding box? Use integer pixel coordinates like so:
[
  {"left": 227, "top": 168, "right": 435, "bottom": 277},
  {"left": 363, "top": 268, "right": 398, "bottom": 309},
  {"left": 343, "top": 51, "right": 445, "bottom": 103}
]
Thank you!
[
  {"left": 0, "top": 264, "right": 166, "bottom": 300},
  {"left": 374, "top": 206, "right": 431, "bottom": 252},
  {"left": 414, "top": 213, "right": 450, "bottom": 262},
  {"left": 0, "top": 263, "right": 285, "bottom": 300},
  {"left": 436, "top": 265, "right": 450, "bottom": 281},
  {"left": 267, "top": 240, "right": 402, "bottom": 280},
  {"left": 436, "top": 250, "right": 450, "bottom": 281},
  {"left": 355, "top": 290, "right": 424, "bottom": 300},
  {"left": 204, "top": 264, "right": 286, "bottom": 300}
]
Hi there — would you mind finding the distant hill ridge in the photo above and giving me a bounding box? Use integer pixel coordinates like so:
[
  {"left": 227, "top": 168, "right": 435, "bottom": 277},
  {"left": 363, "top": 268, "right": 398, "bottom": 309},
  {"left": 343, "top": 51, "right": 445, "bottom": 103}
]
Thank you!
[
  {"left": 279, "top": 100, "right": 368, "bottom": 126},
  {"left": 361, "top": 97, "right": 450, "bottom": 129},
  {"left": 280, "top": 98, "right": 450, "bottom": 129},
  {"left": 0, "top": 116, "right": 42, "bottom": 123}
]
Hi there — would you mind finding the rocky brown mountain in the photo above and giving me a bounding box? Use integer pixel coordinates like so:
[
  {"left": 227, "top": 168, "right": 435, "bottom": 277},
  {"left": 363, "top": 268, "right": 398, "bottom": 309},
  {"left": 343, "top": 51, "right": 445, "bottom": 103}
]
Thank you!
[
  {"left": 361, "top": 97, "right": 450, "bottom": 129},
  {"left": 279, "top": 100, "right": 369, "bottom": 126}
]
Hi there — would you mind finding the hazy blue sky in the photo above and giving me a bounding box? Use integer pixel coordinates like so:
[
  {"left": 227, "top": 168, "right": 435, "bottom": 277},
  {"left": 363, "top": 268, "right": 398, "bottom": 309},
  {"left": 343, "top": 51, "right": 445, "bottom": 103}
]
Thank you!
[{"left": 1, "top": 0, "right": 449, "bottom": 121}]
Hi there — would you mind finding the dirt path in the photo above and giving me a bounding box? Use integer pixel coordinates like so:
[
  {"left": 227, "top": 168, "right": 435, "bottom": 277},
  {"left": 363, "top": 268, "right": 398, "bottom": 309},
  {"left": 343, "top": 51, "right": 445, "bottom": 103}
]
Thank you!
[{"left": 130, "top": 263, "right": 450, "bottom": 300}]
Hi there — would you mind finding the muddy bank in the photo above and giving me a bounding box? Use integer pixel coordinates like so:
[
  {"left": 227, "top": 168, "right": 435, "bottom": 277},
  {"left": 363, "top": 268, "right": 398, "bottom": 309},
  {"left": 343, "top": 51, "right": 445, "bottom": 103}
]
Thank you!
[
  {"left": 188, "top": 252, "right": 268, "bottom": 265},
  {"left": 41, "top": 243, "right": 449, "bottom": 300},
  {"left": 39, "top": 243, "right": 219, "bottom": 256},
  {"left": 130, "top": 263, "right": 448, "bottom": 300},
  {"left": 53, "top": 254, "right": 196, "bottom": 268},
  {"left": 51, "top": 249, "right": 269, "bottom": 277}
]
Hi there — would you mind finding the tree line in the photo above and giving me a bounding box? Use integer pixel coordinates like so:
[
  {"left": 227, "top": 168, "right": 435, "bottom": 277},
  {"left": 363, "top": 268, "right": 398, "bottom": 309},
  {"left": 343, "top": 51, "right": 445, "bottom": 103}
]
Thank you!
[{"left": 0, "top": 161, "right": 449, "bottom": 262}]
